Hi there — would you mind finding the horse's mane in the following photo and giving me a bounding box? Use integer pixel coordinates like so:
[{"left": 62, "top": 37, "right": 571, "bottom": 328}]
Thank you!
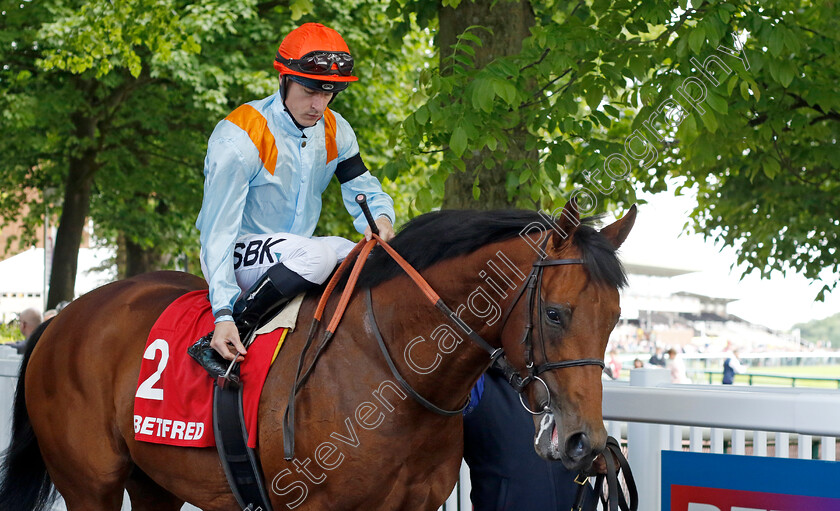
[{"left": 356, "top": 209, "right": 627, "bottom": 289}]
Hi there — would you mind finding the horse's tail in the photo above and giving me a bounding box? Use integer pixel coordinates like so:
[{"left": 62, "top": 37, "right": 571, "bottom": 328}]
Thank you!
[{"left": 0, "top": 318, "right": 57, "bottom": 511}]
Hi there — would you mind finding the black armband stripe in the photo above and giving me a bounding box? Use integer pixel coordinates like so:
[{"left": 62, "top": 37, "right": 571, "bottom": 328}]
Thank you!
[{"left": 335, "top": 153, "right": 368, "bottom": 184}]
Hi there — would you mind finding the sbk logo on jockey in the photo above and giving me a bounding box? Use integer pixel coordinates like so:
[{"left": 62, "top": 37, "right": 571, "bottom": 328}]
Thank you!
[{"left": 234, "top": 237, "right": 286, "bottom": 269}]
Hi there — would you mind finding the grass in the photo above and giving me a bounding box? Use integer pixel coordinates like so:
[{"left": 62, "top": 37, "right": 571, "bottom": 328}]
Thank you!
[{"left": 700, "top": 364, "right": 840, "bottom": 388}]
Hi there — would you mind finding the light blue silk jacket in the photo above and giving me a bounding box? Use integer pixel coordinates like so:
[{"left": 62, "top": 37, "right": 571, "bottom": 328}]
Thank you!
[{"left": 196, "top": 91, "right": 395, "bottom": 318}]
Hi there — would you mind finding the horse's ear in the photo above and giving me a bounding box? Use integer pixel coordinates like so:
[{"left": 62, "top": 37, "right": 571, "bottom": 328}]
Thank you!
[
  {"left": 600, "top": 204, "right": 637, "bottom": 249},
  {"left": 552, "top": 199, "right": 581, "bottom": 249}
]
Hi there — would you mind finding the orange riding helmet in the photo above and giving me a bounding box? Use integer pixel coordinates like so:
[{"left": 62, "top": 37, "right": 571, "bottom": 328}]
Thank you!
[{"left": 274, "top": 23, "right": 358, "bottom": 93}]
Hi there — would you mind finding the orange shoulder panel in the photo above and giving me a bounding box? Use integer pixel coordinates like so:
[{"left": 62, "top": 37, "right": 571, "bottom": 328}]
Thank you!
[
  {"left": 225, "top": 105, "right": 278, "bottom": 175},
  {"left": 324, "top": 108, "right": 338, "bottom": 165}
]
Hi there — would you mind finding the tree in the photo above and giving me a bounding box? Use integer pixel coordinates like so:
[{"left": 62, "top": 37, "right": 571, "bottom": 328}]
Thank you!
[
  {"left": 0, "top": 0, "right": 226, "bottom": 305},
  {"left": 386, "top": 0, "right": 839, "bottom": 296},
  {"left": 0, "top": 0, "right": 426, "bottom": 305},
  {"left": 795, "top": 312, "right": 840, "bottom": 348},
  {"left": 4, "top": 0, "right": 838, "bottom": 305}
]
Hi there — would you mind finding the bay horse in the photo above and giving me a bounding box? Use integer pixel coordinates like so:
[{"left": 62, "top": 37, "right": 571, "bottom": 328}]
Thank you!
[{"left": 0, "top": 201, "right": 635, "bottom": 511}]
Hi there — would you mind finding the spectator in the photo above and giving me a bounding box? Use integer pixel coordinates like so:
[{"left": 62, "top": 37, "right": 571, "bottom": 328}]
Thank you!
[
  {"left": 722, "top": 349, "right": 745, "bottom": 385},
  {"left": 606, "top": 349, "right": 622, "bottom": 380},
  {"left": 649, "top": 346, "right": 666, "bottom": 367},
  {"left": 633, "top": 358, "right": 644, "bottom": 369},
  {"left": 43, "top": 309, "right": 58, "bottom": 321},
  {"left": 8, "top": 308, "right": 43, "bottom": 355},
  {"left": 667, "top": 348, "right": 690, "bottom": 384},
  {"left": 464, "top": 369, "right": 596, "bottom": 510}
]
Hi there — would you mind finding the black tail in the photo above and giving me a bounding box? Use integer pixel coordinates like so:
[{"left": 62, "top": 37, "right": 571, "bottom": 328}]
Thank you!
[{"left": 0, "top": 319, "right": 57, "bottom": 511}]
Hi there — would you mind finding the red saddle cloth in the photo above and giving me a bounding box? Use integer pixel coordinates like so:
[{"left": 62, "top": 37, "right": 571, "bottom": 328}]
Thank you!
[{"left": 133, "top": 290, "right": 287, "bottom": 449}]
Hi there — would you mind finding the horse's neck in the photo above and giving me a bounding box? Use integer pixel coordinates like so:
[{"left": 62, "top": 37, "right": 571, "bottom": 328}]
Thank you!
[{"left": 368, "top": 239, "right": 535, "bottom": 411}]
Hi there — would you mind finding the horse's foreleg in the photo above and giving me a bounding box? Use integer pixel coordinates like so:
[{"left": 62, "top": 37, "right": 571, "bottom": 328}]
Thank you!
[
  {"left": 125, "top": 466, "right": 186, "bottom": 511},
  {"left": 49, "top": 467, "right": 127, "bottom": 511}
]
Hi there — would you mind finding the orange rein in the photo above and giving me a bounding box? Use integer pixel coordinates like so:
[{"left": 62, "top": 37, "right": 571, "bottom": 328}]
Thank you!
[
  {"left": 283, "top": 233, "right": 446, "bottom": 460},
  {"left": 315, "top": 233, "right": 441, "bottom": 335}
]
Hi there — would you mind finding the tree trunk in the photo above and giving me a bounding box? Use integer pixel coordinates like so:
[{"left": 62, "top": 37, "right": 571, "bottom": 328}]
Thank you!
[
  {"left": 438, "top": 0, "right": 537, "bottom": 210},
  {"left": 116, "top": 197, "right": 172, "bottom": 278},
  {"left": 117, "top": 234, "right": 172, "bottom": 278},
  {"left": 47, "top": 115, "right": 97, "bottom": 308}
]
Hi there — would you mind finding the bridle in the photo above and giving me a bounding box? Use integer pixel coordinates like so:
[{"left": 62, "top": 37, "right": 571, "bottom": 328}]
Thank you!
[
  {"left": 496, "top": 252, "right": 606, "bottom": 414},
  {"left": 367, "top": 236, "right": 606, "bottom": 417}
]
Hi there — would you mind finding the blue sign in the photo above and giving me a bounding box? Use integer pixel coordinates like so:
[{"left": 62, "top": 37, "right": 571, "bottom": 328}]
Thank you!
[{"left": 662, "top": 450, "right": 840, "bottom": 511}]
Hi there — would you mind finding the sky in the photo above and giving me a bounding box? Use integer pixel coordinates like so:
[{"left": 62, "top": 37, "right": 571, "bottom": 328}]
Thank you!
[{"left": 613, "top": 185, "right": 840, "bottom": 332}]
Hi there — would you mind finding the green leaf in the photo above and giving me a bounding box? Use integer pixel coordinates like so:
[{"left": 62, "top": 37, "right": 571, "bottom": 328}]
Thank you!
[
  {"left": 783, "top": 28, "right": 801, "bottom": 54},
  {"left": 585, "top": 87, "right": 602, "bottom": 109},
  {"left": 706, "top": 92, "right": 728, "bottom": 115},
  {"left": 751, "top": 82, "right": 761, "bottom": 102},
  {"left": 415, "top": 105, "right": 429, "bottom": 125},
  {"left": 768, "top": 32, "right": 784, "bottom": 57},
  {"left": 778, "top": 62, "right": 795, "bottom": 88},
  {"left": 689, "top": 27, "right": 706, "bottom": 54},
  {"left": 458, "top": 31, "right": 483, "bottom": 46},
  {"left": 289, "top": 0, "right": 313, "bottom": 20},
  {"left": 492, "top": 79, "right": 517, "bottom": 106},
  {"left": 679, "top": 112, "right": 698, "bottom": 138},
  {"left": 450, "top": 126, "right": 468, "bottom": 157},
  {"left": 471, "top": 79, "right": 495, "bottom": 113},
  {"left": 603, "top": 104, "right": 621, "bottom": 118},
  {"left": 417, "top": 188, "right": 433, "bottom": 210},
  {"left": 727, "top": 75, "right": 739, "bottom": 96},
  {"left": 430, "top": 169, "right": 447, "bottom": 194},
  {"left": 767, "top": 60, "right": 780, "bottom": 84},
  {"left": 453, "top": 54, "right": 474, "bottom": 68},
  {"left": 740, "top": 80, "right": 751, "bottom": 101},
  {"left": 628, "top": 55, "right": 648, "bottom": 79},
  {"left": 701, "top": 111, "right": 718, "bottom": 133},
  {"left": 472, "top": 176, "right": 481, "bottom": 200},
  {"left": 762, "top": 157, "right": 780, "bottom": 179}
]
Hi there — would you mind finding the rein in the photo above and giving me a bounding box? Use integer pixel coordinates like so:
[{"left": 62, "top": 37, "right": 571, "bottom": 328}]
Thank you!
[{"left": 573, "top": 437, "right": 638, "bottom": 511}]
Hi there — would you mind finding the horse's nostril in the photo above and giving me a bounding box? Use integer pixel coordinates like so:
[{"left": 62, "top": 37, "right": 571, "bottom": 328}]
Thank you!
[{"left": 565, "top": 432, "right": 591, "bottom": 462}]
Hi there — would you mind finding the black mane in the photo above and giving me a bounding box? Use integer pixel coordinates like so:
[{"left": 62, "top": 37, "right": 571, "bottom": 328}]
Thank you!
[{"left": 356, "top": 209, "right": 627, "bottom": 289}]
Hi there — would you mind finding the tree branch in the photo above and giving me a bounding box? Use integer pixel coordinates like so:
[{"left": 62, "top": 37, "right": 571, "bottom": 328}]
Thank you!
[{"left": 519, "top": 48, "right": 550, "bottom": 73}]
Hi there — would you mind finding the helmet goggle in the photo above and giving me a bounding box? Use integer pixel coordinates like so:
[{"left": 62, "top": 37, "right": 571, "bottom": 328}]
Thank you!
[{"left": 276, "top": 51, "right": 354, "bottom": 76}]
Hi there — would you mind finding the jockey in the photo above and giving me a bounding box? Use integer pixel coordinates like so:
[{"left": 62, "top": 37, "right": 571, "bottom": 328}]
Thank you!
[{"left": 189, "top": 22, "right": 396, "bottom": 379}]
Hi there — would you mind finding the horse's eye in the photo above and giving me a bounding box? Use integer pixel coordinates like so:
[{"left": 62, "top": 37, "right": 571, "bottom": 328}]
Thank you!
[{"left": 545, "top": 307, "right": 564, "bottom": 325}]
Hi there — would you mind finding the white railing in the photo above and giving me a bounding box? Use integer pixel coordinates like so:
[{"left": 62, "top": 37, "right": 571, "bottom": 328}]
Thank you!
[
  {"left": 602, "top": 368, "right": 840, "bottom": 510},
  {"left": 1, "top": 351, "right": 837, "bottom": 511}
]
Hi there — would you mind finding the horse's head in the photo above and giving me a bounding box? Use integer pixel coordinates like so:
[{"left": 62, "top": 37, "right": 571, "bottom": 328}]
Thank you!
[{"left": 501, "top": 201, "right": 636, "bottom": 472}]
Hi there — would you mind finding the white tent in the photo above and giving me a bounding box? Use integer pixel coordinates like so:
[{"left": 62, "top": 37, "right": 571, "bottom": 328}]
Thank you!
[{"left": 0, "top": 247, "right": 116, "bottom": 323}]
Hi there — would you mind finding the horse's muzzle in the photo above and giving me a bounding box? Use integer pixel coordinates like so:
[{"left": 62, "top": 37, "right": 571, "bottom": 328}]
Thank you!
[{"left": 533, "top": 411, "right": 604, "bottom": 472}]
